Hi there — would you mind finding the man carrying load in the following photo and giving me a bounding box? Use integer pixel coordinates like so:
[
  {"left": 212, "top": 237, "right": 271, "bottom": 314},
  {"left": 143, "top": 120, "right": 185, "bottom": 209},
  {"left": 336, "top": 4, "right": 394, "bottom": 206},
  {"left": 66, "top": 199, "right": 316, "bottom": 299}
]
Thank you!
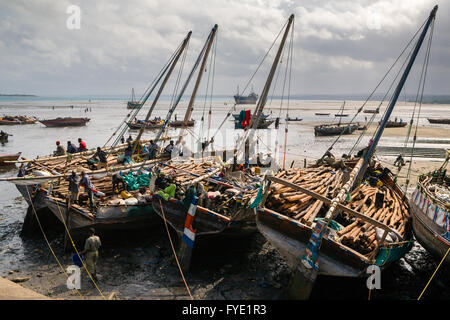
[{"left": 80, "top": 228, "right": 101, "bottom": 283}]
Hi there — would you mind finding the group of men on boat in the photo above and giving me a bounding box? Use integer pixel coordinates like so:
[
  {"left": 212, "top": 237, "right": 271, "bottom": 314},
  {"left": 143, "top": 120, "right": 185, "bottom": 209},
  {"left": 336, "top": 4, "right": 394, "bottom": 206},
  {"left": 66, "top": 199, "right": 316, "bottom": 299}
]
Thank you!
[{"left": 53, "top": 138, "right": 88, "bottom": 156}]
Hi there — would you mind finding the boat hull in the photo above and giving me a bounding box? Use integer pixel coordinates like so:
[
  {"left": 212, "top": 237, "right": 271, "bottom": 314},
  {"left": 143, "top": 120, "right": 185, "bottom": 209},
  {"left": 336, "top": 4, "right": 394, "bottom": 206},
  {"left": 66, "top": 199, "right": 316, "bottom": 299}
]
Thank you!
[
  {"left": 0, "top": 152, "right": 21, "bottom": 164},
  {"left": 152, "top": 196, "right": 257, "bottom": 239},
  {"left": 127, "top": 101, "right": 141, "bottom": 109},
  {"left": 39, "top": 118, "right": 90, "bottom": 127},
  {"left": 427, "top": 118, "right": 450, "bottom": 124},
  {"left": 168, "top": 120, "right": 195, "bottom": 127},
  {"left": 410, "top": 196, "right": 450, "bottom": 264},
  {"left": 127, "top": 122, "right": 164, "bottom": 130},
  {"left": 234, "top": 95, "right": 258, "bottom": 104},
  {"left": 314, "top": 125, "right": 357, "bottom": 136}
]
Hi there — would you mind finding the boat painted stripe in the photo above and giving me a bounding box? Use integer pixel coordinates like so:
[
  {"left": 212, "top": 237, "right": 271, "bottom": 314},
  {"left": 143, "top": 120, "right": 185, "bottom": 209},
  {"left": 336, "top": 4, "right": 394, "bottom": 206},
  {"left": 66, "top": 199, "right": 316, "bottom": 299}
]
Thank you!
[
  {"left": 185, "top": 214, "right": 195, "bottom": 229},
  {"left": 188, "top": 204, "right": 197, "bottom": 217},
  {"left": 183, "top": 227, "right": 196, "bottom": 241},
  {"left": 182, "top": 234, "right": 195, "bottom": 248}
]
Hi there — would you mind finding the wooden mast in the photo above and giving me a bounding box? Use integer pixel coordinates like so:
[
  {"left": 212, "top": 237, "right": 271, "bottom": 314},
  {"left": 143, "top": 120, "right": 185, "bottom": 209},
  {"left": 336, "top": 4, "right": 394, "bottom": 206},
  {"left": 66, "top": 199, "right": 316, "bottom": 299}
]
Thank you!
[
  {"left": 241, "top": 14, "right": 294, "bottom": 163},
  {"left": 132, "top": 31, "right": 192, "bottom": 154},
  {"left": 176, "top": 25, "right": 218, "bottom": 145},
  {"left": 288, "top": 5, "right": 438, "bottom": 300}
]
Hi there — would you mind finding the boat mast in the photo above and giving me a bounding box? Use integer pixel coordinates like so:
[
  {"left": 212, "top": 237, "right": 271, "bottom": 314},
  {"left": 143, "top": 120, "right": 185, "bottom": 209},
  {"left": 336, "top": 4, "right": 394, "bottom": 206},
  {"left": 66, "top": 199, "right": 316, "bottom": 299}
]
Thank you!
[
  {"left": 355, "top": 5, "right": 438, "bottom": 184},
  {"left": 290, "top": 5, "right": 438, "bottom": 300},
  {"left": 176, "top": 24, "right": 218, "bottom": 145},
  {"left": 249, "top": 15, "right": 294, "bottom": 130},
  {"left": 132, "top": 31, "right": 192, "bottom": 153},
  {"left": 151, "top": 25, "right": 219, "bottom": 148},
  {"left": 241, "top": 14, "right": 294, "bottom": 163},
  {"left": 132, "top": 88, "right": 135, "bottom": 102}
]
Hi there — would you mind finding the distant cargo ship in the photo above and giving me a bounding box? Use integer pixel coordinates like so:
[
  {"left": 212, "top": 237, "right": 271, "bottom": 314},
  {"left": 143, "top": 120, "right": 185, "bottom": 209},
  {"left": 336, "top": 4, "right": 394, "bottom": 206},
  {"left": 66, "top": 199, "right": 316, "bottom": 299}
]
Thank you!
[{"left": 233, "top": 86, "right": 258, "bottom": 104}]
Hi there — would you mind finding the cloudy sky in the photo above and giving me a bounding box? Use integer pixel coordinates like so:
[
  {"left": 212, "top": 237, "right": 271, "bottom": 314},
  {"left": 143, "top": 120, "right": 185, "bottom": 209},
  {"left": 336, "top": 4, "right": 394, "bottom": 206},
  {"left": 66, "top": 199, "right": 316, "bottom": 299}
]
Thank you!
[{"left": 0, "top": 0, "right": 447, "bottom": 97}]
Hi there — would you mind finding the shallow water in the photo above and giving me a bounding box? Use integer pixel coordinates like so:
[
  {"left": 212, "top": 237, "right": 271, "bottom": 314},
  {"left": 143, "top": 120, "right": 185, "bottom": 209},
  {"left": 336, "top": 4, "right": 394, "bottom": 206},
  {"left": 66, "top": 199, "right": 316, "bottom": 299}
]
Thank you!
[{"left": 0, "top": 97, "right": 449, "bottom": 299}]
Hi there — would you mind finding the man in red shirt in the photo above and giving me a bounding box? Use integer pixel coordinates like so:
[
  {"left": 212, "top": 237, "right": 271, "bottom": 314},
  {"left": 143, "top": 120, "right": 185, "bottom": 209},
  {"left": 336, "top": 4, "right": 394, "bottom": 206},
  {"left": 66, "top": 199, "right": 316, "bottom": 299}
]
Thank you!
[{"left": 78, "top": 138, "right": 87, "bottom": 152}]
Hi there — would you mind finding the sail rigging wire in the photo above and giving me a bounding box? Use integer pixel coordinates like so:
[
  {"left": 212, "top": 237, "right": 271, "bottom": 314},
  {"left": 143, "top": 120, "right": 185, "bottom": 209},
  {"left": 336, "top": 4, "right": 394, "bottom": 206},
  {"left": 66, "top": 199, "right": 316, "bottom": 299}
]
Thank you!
[
  {"left": 205, "top": 20, "right": 288, "bottom": 151},
  {"left": 348, "top": 36, "right": 417, "bottom": 157},
  {"left": 283, "top": 20, "right": 294, "bottom": 170},
  {"left": 318, "top": 17, "right": 428, "bottom": 161},
  {"left": 206, "top": 34, "right": 218, "bottom": 147},
  {"left": 103, "top": 41, "right": 184, "bottom": 149}
]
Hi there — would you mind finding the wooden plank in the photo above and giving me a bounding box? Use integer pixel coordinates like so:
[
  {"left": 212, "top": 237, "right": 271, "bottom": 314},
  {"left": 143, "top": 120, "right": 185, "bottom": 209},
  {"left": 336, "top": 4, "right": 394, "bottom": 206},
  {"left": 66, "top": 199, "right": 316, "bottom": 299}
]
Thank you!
[{"left": 267, "top": 176, "right": 402, "bottom": 239}]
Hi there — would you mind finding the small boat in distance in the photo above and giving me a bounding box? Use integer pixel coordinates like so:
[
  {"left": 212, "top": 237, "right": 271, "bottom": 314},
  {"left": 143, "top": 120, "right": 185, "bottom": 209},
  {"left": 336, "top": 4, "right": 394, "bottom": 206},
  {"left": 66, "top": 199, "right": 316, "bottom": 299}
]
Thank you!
[
  {"left": 364, "top": 109, "right": 379, "bottom": 114},
  {"left": 168, "top": 119, "right": 195, "bottom": 127},
  {"left": 334, "top": 101, "right": 349, "bottom": 117},
  {"left": 384, "top": 119, "right": 407, "bottom": 128},
  {"left": 0, "top": 131, "right": 11, "bottom": 143},
  {"left": 314, "top": 123, "right": 357, "bottom": 136},
  {"left": 427, "top": 118, "right": 450, "bottom": 124},
  {"left": 0, "top": 116, "right": 37, "bottom": 125},
  {"left": 127, "top": 88, "right": 141, "bottom": 109},
  {"left": 39, "top": 117, "right": 90, "bottom": 127},
  {"left": 286, "top": 117, "right": 303, "bottom": 122},
  {"left": 234, "top": 86, "right": 258, "bottom": 104},
  {"left": 315, "top": 113, "right": 330, "bottom": 116}
]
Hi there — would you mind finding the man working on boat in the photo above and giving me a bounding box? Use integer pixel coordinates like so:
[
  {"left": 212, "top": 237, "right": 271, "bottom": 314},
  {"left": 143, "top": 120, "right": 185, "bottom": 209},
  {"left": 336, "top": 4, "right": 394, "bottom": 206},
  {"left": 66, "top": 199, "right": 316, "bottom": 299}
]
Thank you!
[
  {"left": 90, "top": 147, "right": 108, "bottom": 170},
  {"left": 67, "top": 171, "right": 80, "bottom": 205},
  {"left": 53, "top": 141, "right": 66, "bottom": 156},
  {"left": 147, "top": 140, "right": 158, "bottom": 159},
  {"left": 78, "top": 138, "right": 87, "bottom": 152},
  {"left": 67, "top": 141, "right": 77, "bottom": 154},
  {"left": 80, "top": 171, "right": 95, "bottom": 210},
  {"left": 164, "top": 140, "right": 175, "bottom": 156},
  {"left": 80, "top": 228, "right": 101, "bottom": 283}
]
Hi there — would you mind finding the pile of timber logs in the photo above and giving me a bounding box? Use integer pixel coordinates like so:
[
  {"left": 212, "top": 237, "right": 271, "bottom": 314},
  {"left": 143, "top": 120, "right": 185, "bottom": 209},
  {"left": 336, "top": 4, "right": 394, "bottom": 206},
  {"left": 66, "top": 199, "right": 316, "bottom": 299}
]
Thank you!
[
  {"left": 266, "top": 165, "right": 346, "bottom": 224},
  {"left": 265, "top": 163, "right": 410, "bottom": 256},
  {"left": 337, "top": 184, "right": 409, "bottom": 254}
]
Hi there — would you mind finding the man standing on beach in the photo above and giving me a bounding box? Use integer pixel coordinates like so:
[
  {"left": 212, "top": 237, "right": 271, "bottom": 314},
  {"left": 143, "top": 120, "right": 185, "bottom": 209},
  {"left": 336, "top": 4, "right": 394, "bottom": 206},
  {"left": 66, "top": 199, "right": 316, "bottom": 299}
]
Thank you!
[{"left": 80, "top": 228, "right": 101, "bottom": 283}]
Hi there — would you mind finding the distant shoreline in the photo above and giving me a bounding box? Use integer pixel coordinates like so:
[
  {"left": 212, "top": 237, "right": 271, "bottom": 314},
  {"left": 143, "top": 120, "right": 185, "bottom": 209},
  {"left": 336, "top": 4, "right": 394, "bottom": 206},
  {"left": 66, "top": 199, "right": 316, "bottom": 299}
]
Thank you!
[{"left": 0, "top": 94, "right": 37, "bottom": 97}]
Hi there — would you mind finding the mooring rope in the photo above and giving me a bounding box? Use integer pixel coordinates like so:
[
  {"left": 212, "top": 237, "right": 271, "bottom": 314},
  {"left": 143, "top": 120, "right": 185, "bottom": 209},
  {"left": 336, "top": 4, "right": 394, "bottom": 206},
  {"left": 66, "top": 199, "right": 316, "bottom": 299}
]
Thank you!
[{"left": 24, "top": 187, "right": 84, "bottom": 298}]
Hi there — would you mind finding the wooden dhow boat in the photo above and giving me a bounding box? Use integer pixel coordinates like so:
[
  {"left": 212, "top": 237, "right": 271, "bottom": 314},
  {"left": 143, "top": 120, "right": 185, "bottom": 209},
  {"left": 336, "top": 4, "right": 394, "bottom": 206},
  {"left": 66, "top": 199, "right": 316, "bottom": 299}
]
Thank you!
[
  {"left": 410, "top": 149, "right": 450, "bottom": 263},
  {"left": 314, "top": 123, "right": 358, "bottom": 136},
  {"left": 384, "top": 120, "right": 407, "bottom": 128},
  {"left": 427, "top": 118, "right": 450, "bottom": 124},
  {"left": 127, "top": 88, "right": 141, "bottom": 109},
  {"left": 0, "top": 116, "right": 37, "bottom": 125},
  {"left": 39, "top": 117, "right": 90, "bottom": 127},
  {"left": 0, "top": 152, "right": 21, "bottom": 164},
  {"left": 256, "top": 5, "right": 438, "bottom": 299}
]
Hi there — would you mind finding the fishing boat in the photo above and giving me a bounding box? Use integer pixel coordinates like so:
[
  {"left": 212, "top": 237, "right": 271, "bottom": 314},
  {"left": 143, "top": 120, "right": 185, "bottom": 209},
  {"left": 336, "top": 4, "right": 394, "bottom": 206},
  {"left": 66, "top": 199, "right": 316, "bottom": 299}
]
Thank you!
[
  {"left": 364, "top": 109, "right": 379, "bottom": 114},
  {"left": 256, "top": 5, "right": 437, "bottom": 299},
  {"left": 127, "top": 120, "right": 164, "bottom": 130},
  {"left": 385, "top": 120, "right": 407, "bottom": 128},
  {"left": 427, "top": 118, "right": 450, "bottom": 124},
  {"left": 127, "top": 88, "right": 141, "bottom": 109},
  {"left": 314, "top": 123, "right": 357, "bottom": 136},
  {"left": 315, "top": 113, "right": 330, "bottom": 116},
  {"left": 0, "top": 116, "right": 37, "bottom": 125},
  {"left": 0, "top": 152, "right": 21, "bottom": 164},
  {"left": 287, "top": 117, "right": 303, "bottom": 122},
  {"left": 234, "top": 86, "right": 258, "bottom": 104},
  {"left": 0, "top": 131, "right": 10, "bottom": 143},
  {"left": 39, "top": 117, "right": 90, "bottom": 127},
  {"left": 168, "top": 119, "right": 195, "bottom": 127},
  {"left": 410, "top": 150, "right": 450, "bottom": 263}
]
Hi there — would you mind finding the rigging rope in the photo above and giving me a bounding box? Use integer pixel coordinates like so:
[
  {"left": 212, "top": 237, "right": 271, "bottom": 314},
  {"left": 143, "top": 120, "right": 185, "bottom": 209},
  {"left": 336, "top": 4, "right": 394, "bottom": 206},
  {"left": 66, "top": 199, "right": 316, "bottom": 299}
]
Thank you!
[{"left": 319, "top": 17, "right": 428, "bottom": 161}]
